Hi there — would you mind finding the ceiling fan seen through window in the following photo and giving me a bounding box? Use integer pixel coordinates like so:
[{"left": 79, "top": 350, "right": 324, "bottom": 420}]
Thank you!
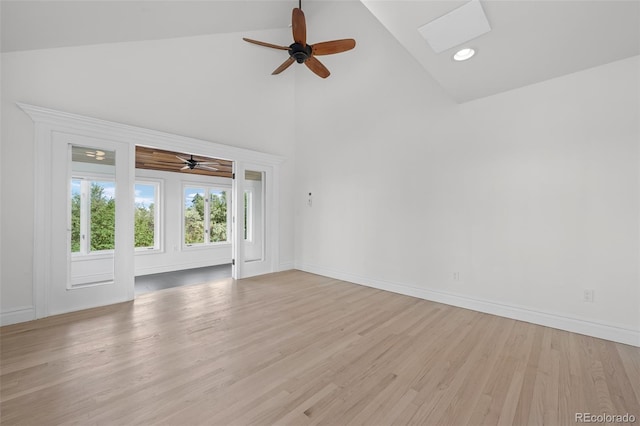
[{"left": 176, "top": 155, "right": 219, "bottom": 172}]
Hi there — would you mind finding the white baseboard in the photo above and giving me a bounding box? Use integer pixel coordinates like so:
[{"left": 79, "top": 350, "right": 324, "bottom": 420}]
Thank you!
[
  {"left": 1, "top": 306, "right": 35, "bottom": 326},
  {"left": 296, "top": 263, "right": 640, "bottom": 347},
  {"left": 135, "top": 259, "right": 231, "bottom": 276},
  {"left": 278, "top": 261, "right": 295, "bottom": 271}
]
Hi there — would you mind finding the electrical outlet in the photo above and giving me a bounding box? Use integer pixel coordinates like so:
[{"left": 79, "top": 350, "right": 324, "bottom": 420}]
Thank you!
[
  {"left": 583, "top": 289, "right": 594, "bottom": 303},
  {"left": 453, "top": 272, "right": 460, "bottom": 281}
]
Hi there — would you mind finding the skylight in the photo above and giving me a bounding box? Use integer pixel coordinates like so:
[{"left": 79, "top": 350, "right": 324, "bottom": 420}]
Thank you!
[{"left": 417, "top": 0, "right": 491, "bottom": 54}]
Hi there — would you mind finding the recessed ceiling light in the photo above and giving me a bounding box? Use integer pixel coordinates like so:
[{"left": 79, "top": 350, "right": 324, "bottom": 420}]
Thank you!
[{"left": 453, "top": 48, "right": 475, "bottom": 61}]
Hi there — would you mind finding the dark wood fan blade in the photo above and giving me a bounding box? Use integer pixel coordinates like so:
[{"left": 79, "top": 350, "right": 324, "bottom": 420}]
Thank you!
[
  {"left": 292, "top": 8, "right": 306, "bottom": 46},
  {"left": 149, "top": 162, "right": 185, "bottom": 167},
  {"left": 272, "top": 57, "right": 295, "bottom": 75},
  {"left": 242, "top": 38, "right": 290, "bottom": 51},
  {"left": 311, "top": 39, "right": 356, "bottom": 56},
  {"left": 305, "top": 56, "right": 330, "bottom": 79}
]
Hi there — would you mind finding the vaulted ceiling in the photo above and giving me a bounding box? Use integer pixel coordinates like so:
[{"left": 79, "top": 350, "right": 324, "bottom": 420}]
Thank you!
[
  {"left": 362, "top": 0, "right": 640, "bottom": 102},
  {"left": 2, "top": 0, "right": 639, "bottom": 102}
]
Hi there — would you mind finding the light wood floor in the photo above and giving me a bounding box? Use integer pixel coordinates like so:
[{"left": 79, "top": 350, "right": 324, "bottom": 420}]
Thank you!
[{"left": 1, "top": 270, "right": 639, "bottom": 425}]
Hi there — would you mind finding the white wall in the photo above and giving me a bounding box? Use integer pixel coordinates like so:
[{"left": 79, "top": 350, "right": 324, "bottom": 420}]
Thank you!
[
  {"left": 456, "top": 58, "right": 639, "bottom": 332},
  {"left": 1, "top": 29, "right": 296, "bottom": 321},
  {"left": 134, "top": 168, "right": 232, "bottom": 276},
  {"left": 294, "top": 2, "right": 640, "bottom": 345}
]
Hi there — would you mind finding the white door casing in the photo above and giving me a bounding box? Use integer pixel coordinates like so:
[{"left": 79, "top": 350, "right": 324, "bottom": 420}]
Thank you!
[{"left": 49, "top": 132, "right": 134, "bottom": 315}]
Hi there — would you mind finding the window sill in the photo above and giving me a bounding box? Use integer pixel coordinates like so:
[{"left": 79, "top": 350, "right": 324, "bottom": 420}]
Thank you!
[
  {"left": 71, "top": 252, "right": 114, "bottom": 261},
  {"left": 135, "top": 248, "right": 163, "bottom": 256},
  {"left": 183, "top": 243, "right": 231, "bottom": 251}
]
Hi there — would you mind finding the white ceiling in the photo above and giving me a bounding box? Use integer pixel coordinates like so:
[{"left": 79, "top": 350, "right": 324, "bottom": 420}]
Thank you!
[
  {"left": 362, "top": 0, "right": 640, "bottom": 102},
  {"left": 2, "top": 0, "right": 639, "bottom": 103},
  {"left": 1, "top": 1, "right": 294, "bottom": 52}
]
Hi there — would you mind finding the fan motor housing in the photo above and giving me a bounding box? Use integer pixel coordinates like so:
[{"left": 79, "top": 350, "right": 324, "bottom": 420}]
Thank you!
[{"left": 289, "top": 43, "right": 312, "bottom": 63}]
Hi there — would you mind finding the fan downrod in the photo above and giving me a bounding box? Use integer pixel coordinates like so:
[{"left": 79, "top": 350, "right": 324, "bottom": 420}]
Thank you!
[{"left": 289, "top": 43, "right": 312, "bottom": 63}]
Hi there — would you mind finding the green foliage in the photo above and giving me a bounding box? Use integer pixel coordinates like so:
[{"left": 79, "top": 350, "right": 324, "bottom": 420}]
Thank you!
[
  {"left": 134, "top": 203, "right": 155, "bottom": 248},
  {"left": 185, "top": 192, "right": 204, "bottom": 244},
  {"left": 192, "top": 193, "right": 205, "bottom": 218},
  {"left": 210, "top": 192, "right": 227, "bottom": 242},
  {"left": 185, "top": 205, "right": 205, "bottom": 244},
  {"left": 90, "top": 183, "right": 115, "bottom": 251},
  {"left": 71, "top": 192, "right": 81, "bottom": 252}
]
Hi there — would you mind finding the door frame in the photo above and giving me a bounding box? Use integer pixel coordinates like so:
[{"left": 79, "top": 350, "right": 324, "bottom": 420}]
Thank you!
[
  {"left": 48, "top": 132, "right": 135, "bottom": 316},
  {"left": 20, "top": 103, "right": 284, "bottom": 319},
  {"left": 232, "top": 162, "right": 278, "bottom": 279}
]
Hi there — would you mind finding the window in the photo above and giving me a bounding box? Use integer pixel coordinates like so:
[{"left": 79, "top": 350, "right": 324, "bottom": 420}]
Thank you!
[
  {"left": 71, "top": 178, "right": 116, "bottom": 255},
  {"left": 134, "top": 181, "right": 161, "bottom": 251},
  {"left": 184, "top": 186, "right": 230, "bottom": 246}
]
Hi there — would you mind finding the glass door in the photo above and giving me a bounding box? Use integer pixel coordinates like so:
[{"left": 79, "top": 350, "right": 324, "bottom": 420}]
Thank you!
[{"left": 232, "top": 163, "right": 273, "bottom": 278}]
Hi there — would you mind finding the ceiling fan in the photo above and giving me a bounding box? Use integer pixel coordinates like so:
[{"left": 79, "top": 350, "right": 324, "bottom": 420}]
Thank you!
[
  {"left": 176, "top": 155, "right": 219, "bottom": 172},
  {"left": 243, "top": 1, "right": 356, "bottom": 78}
]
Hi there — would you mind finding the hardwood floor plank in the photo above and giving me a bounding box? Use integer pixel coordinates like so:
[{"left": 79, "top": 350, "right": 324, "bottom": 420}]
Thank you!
[
  {"left": 469, "top": 320, "right": 531, "bottom": 425},
  {"left": 411, "top": 315, "right": 513, "bottom": 424},
  {"left": 616, "top": 343, "right": 640, "bottom": 405},
  {"left": 511, "top": 324, "right": 545, "bottom": 424},
  {"left": 527, "top": 327, "right": 560, "bottom": 425},
  {"left": 1, "top": 270, "right": 638, "bottom": 425},
  {"left": 596, "top": 339, "right": 640, "bottom": 415}
]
